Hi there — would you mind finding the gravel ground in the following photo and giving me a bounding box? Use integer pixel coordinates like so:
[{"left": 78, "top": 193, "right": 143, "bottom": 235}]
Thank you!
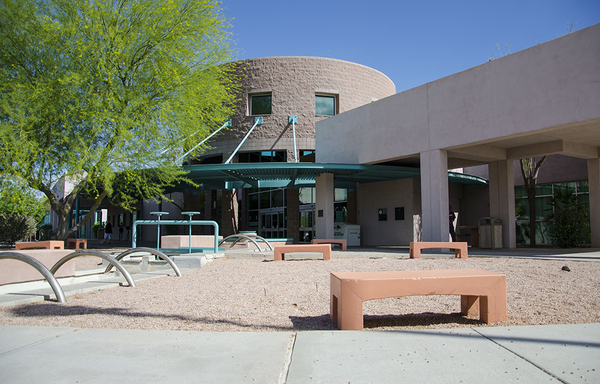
[{"left": 1, "top": 253, "right": 599, "bottom": 332}]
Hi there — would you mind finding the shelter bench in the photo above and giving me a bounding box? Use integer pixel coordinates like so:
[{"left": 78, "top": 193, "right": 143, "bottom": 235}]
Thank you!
[
  {"left": 66, "top": 238, "right": 87, "bottom": 249},
  {"left": 409, "top": 241, "right": 468, "bottom": 259},
  {"left": 14, "top": 240, "right": 64, "bottom": 250},
  {"left": 311, "top": 239, "right": 347, "bottom": 250},
  {"left": 273, "top": 244, "right": 332, "bottom": 261},
  {"left": 330, "top": 269, "right": 507, "bottom": 330}
]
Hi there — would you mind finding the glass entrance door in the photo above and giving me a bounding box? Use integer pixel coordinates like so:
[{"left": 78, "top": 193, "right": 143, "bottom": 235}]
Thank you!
[
  {"left": 259, "top": 209, "right": 285, "bottom": 239},
  {"left": 299, "top": 204, "right": 315, "bottom": 242}
]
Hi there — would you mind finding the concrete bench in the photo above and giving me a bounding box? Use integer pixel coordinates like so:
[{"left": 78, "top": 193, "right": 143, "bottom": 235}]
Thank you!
[
  {"left": 66, "top": 238, "right": 87, "bottom": 249},
  {"left": 14, "top": 240, "right": 64, "bottom": 250},
  {"left": 0, "top": 250, "right": 75, "bottom": 285},
  {"left": 273, "top": 244, "right": 332, "bottom": 261},
  {"left": 311, "top": 239, "right": 347, "bottom": 250},
  {"left": 330, "top": 269, "right": 507, "bottom": 330},
  {"left": 409, "top": 241, "right": 468, "bottom": 259}
]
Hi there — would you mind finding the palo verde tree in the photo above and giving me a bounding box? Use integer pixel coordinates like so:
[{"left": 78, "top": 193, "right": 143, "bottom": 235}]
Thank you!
[{"left": 0, "top": 0, "right": 239, "bottom": 239}]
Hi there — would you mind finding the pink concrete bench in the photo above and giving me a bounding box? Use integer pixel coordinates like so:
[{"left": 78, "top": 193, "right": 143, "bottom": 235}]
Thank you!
[
  {"left": 409, "top": 241, "right": 468, "bottom": 259},
  {"left": 14, "top": 240, "right": 64, "bottom": 250},
  {"left": 273, "top": 244, "right": 332, "bottom": 261},
  {"left": 330, "top": 269, "right": 507, "bottom": 330},
  {"left": 311, "top": 239, "right": 347, "bottom": 250},
  {"left": 0, "top": 250, "right": 75, "bottom": 285},
  {"left": 66, "top": 238, "right": 87, "bottom": 249}
]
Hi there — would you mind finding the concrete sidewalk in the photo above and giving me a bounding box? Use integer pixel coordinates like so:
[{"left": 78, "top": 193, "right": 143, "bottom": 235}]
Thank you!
[{"left": 1, "top": 323, "right": 598, "bottom": 383}]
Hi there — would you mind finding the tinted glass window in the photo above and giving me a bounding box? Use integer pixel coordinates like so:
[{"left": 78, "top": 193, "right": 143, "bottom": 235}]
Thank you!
[
  {"left": 316, "top": 95, "right": 336, "bottom": 116},
  {"left": 251, "top": 94, "right": 272, "bottom": 115}
]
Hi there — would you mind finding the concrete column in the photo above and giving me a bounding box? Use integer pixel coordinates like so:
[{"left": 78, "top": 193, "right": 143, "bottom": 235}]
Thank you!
[
  {"left": 347, "top": 189, "right": 358, "bottom": 224},
  {"left": 286, "top": 189, "right": 300, "bottom": 242},
  {"left": 420, "top": 150, "right": 449, "bottom": 242},
  {"left": 588, "top": 158, "right": 600, "bottom": 247},
  {"left": 239, "top": 189, "right": 248, "bottom": 232},
  {"left": 488, "top": 160, "right": 516, "bottom": 248},
  {"left": 221, "top": 189, "right": 239, "bottom": 236},
  {"left": 315, "top": 173, "right": 335, "bottom": 239}
]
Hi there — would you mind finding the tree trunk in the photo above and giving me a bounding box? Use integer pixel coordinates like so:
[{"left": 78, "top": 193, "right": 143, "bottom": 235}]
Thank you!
[
  {"left": 527, "top": 189, "right": 537, "bottom": 247},
  {"left": 51, "top": 191, "right": 109, "bottom": 240},
  {"left": 519, "top": 156, "right": 547, "bottom": 248}
]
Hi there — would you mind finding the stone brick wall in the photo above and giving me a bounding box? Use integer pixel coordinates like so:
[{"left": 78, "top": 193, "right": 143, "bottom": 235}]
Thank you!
[{"left": 202, "top": 56, "right": 396, "bottom": 159}]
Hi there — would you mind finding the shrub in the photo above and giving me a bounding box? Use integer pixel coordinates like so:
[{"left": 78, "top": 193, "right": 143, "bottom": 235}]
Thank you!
[
  {"left": 0, "top": 213, "right": 37, "bottom": 245},
  {"left": 546, "top": 191, "right": 591, "bottom": 248}
]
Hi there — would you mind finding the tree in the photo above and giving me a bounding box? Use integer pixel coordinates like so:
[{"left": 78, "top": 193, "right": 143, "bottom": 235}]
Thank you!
[
  {"left": 0, "top": 0, "right": 239, "bottom": 239},
  {"left": 519, "top": 156, "right": 547, "bottom": 247}
]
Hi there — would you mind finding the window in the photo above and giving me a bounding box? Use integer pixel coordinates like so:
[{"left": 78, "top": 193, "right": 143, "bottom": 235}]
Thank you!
[
  {"left": 395, "top": 207, "right": 405, "bottom": 221},
  {"left": 250, "top": 94, "right": 272, "bottom": 115},
  {"left": 238, "top": 151, "right": 286, "bottom": 163},
  {"left": 315, "top": 94, "right": 336, "bottom": 116},
  {"left": 299, "top": 150, "right": 315, "bottom": 163}
]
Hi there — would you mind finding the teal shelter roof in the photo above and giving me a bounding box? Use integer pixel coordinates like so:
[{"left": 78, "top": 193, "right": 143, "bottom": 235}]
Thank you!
[{"left": 171, "top": 163, "right": 487, "bottom": 191}]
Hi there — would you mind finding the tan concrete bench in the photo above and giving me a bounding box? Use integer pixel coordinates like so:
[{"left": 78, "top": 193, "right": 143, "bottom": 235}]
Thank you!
[
  {"left": 66, "top": 238, "right": 87, "bottom": 249},
  {"left": 14, "top": 240, "right": 64, "bottom": 250},
  {"left": 409, "top": 241, "right": 468, "bottom": 259},
  {"left": 273, "top": 244, "right": 332, "bottom": 261},
  {"left": 0, "top": 250, "right": 75, "bottom": 285},
  {"left": 311, "top": 239, "right": 347, "bottom": 250},
  {"left": 330, "top": 269, "right": 507, "bottom": 330}
]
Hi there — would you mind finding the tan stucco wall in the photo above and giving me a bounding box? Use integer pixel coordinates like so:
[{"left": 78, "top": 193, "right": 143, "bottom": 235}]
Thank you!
[
  {"left": 203, "top": 56, "right": 396, "bottom": 160},
  {"left": 316, "top": 24, "right": 600, "bottom": 164},
  {"left": 357, "top": 179, "right": 416, "bottom": 245}
]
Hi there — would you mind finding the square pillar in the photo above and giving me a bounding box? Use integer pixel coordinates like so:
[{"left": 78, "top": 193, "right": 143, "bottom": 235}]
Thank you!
[
  {"left": 488, "top": 160, "right": 516, "bottom": 248},
  {"left": 420, "top": 150, "right": 449, "bottom": 242},
  {"left": 315, "top": 173, "right": 335, "bottom": 239},
  {"left": 286, "top": 189, "right": 300, "bottom": 242},
  {"left": 588, "top": 158, "right": 600, "bottom": 247}
]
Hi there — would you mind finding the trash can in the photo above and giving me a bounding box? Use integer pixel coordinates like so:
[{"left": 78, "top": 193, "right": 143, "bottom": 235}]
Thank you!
[{"left": 478, "top": 217, "right": 502, "bottom": 249}]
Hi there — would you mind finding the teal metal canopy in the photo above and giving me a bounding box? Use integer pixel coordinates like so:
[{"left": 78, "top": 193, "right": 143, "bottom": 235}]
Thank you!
[{"left": 170, "top": 163, "right": 487, "bottom": 192}]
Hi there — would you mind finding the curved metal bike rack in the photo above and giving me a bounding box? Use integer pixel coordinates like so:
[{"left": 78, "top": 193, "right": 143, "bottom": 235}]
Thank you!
[
  {"left": 219, "top": 234, "right": 273, "bottom": 251},
  {"left": 0, "top": 252, "right": 66, "bottom": 303},
  {"left": 51, "top": 250, "right": 136, "bottom": 288},
  {"left": 105, "top": 248, "right": 181, "bottom": 277}
]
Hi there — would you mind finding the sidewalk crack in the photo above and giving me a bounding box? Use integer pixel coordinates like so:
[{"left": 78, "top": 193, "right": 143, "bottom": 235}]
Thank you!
[
  {"left": 471, "top": 328, "right": 567, "bottom": 383},
  {"left": 279, "top": 332, "right": 297, "bottom": 384}
]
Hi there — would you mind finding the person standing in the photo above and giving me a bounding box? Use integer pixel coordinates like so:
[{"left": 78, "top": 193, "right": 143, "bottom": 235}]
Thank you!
[
  {"left": 449, "top": 206, "right": 456, "bottom": 242},
  {"left": 104, "top": 221, "right": 113, "bottom": 244}
]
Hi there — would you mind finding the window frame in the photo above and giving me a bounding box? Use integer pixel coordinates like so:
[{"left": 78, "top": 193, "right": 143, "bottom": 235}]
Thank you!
[
  {"left": 315, "top": 94, "right": 337, "bottom": 116},
  {"left": 249, "top": 93, "right": 272, "bottom": 115}
]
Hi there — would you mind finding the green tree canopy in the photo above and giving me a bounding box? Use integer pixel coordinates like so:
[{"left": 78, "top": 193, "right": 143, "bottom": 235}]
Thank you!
[{"left": 0, "top": 0, "right": 239, "bottom": 239}]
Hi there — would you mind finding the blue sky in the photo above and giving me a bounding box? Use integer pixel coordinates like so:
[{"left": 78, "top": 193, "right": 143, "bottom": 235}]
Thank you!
[{"left": 220, "top": 0, "right": 600, "bottom": 93}]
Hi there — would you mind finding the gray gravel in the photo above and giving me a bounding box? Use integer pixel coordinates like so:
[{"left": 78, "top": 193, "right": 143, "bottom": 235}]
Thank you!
[{"left": 1, "top": 254, "right": 599, "bottom": 332}]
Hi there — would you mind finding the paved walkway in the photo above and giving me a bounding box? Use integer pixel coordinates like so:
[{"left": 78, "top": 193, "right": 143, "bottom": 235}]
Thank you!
[{"left": 1, "top": 323, "right": 598, "bottom": 383}]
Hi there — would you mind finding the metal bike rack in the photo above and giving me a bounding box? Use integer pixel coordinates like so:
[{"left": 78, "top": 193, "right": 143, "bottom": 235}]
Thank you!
[
  {"left": 0, "top": 252, "right": 67, "bottom": 303},
  {"left": 51, "top": 250, "right": 136, "bottom": 288},
  {"left": 219, "top": 234, "right": 273, "bottom": 251},
  {"left": 132, "top": 219, "right": 220, "bottom": 253},
  {"left": 105, "top": 248, "right": 181, "bottom": 277}
]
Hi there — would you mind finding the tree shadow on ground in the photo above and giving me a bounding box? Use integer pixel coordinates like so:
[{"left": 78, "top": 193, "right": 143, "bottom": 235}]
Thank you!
[{"left": 8, "top": 304, "right": 293, "bottom": 331}]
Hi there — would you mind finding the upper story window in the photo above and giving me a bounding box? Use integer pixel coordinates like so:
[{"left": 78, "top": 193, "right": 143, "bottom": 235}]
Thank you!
[
  {"left": 238, "top": 150, "right": 286, "bottom": 163},
  {"left": 315, "top": 94, "right": 336, "bottom": 116},
  {"left": 250, "top": 93, "right": 272, "bottom": 115}
]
